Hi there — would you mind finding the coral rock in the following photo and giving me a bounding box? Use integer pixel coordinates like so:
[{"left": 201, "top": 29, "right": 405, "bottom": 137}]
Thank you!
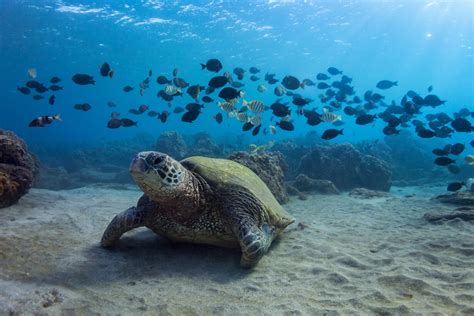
[
  {"left": 292, "top": 174, "right": 340, "bottom": 195},
  {"left": 156, "top": 131, "right": 188, "bottom": 160}
]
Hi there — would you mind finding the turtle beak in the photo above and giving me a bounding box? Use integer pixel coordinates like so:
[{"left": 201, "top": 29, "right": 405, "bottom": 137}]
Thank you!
[{"left": 129, "top": 155, "right": 148, "bottom": 175}]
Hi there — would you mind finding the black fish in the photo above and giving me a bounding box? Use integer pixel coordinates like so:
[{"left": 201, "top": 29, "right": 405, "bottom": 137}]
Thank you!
[
  {"left": 451, "top": 118, "right": 472, "bottom": 132},
  {"left": 304, "top": 110, "right": 321, "bottom": 126},
  {"left": 33, "top": 94, "right": 44, "bottom": 100},
  {"left": 343, "top": 106, "right": 356, "bottom": 116},
  {"left": 382, "top": 125, "right": 400, "bottom": 135},
  {"left": 201, "top": 96, "right": 214, "bottom": 103},
  {"left": 72, "top": 73, "right": 95, "bottom": 85},
  {"left": 432, "top": 148, "right": 448, "bottom": 156},
  {"left": 157, "top": 75, "right": 171, "bottom": 84},
  {"left": 49, "top": 85, "right": 63, "bottom": 91},
  {"left": 450, "top": 143, "right": 465, "bottom": 155},
  {"left": 412, "top": 95, "right": 425, "bottom": 105},
  {"left": 35, "top": 85, "right": 48, "bottom": 93},
  {"left": 292, "top": 97, "right": 309, "bottom": 106},
  {"left": 301, "top": 78, "right": 315, "bottom": 88},
  {"left": 148, "top": 111, "right": 159, "bottom": 117},
  {"left": 327, "top": 67, "right": 342, "bottom": 75},
  {"left": 371, "top": 93, "right": 384, "bottom": 102},
  {"left": 424, "top": 94, "right": 445, "bottom": 107},
  {"left": 471, "top": 140, "right": 474, "bottom": 148},
  {"left": 129, "top": 109, "right": 141, "bottom": 115},
  {"left": 427, "top": 85, "right": 433, "bottom": 92},
  {"left": 231, "top": 81, "right": 245, "bottom": 88},
  {"left": 271, "top": 102, "right": 290, "bottom": 117},
  {"left": 17, "top": 87, "right": 30, "bottom": 95},
  {"left": 209, "top": 76, "right": 229, "bottom": 89},
  {"left": 100, "top": 62, "right": 111, "bottom": 77},
  {"left": 74, "top": 103, "right": 92, "bottom": 111},
  {"left": 48, "top": 95, "right": 55, "bottom": 105},
  {"left": 317, "top": 82, "right": 330, "bottom": 89},
  {"left": 50, "top": 76, "right": 61, "bottom": 84},
  {"left": 434, "top": 157, "right": 455, "bottom": 166},
  {"left": 218, "top": 87, "right": 240, "bottom": 101},
  {"left": 181, "top": 110, "right": 200, "bottom": 123},
  {"left": 281, "top": 75, "right": 300, "bottom": 90},
  {"left": 121, "top": 118, "right": 137, "bottom": 127},
  {"left": 376, "top": 80, "right": 397, "bottom": 90},
  {"left": 26, "top": 80, "right": 41, "bottom": 89},
  {"left": 417, "top": 128, "right": 436, "bottom": 138},
  {"left": 447, "top": 164, "right": 461, "bottom": 174},
  {"left": 173, "top": 107, "right": 184, "bottom": 114},
  {"left": 107, "top": 118, "right": 122, "bottom": 129},
  {"left": 214, "top": 113, "right": 223, "bottom": 124},
  {"left": 341, "top": 75, "right": 352, "bottom": 84},
  {"left": 233, "top": 67, "right": 245, "bottom": 80},
  {"left": 241, "top": 122, "right": 253, "bottom": 132},
  {"left": 158, "top": 111, "right": 169, "bottom": 123},
  {"left": 252, "top": 124, "right": 261, "bottom": 136},
  {"left": 123, "top": 86, "right": 134, "bottom": 92},
  {"left": 250, "top": 75, "right": 260, "bottom": 82},
  {"left": 447, "top": 182, "right": 464, "bottom": 192},
  {"left": 316, "top": 73, "right": 330, "bottom": 80},
  {"left": 187, "top": 85, "right": 204, "bottom": 100},
  {"left": 276, "top": 120, "right": 294, "bottom": 131},
  {"left": 322, "top": 128, "right": 343, "bottom": 140},
  {"left": 249, "top": 67, "right": 260, "bottom": 74},
  {"left": 173, "top": 77, "right": 189, "bottom": 88},
  {"left": 201, "top": 59, "right": 222, "bottom": 72},
  {"left": 185, "top": 103, "right": 203, "bottom": 111},
  {"left": 355, "top": 114, "right": 376, "bottom": 125}
]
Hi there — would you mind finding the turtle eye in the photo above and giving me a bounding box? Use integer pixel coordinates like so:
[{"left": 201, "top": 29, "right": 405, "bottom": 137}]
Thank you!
[{"left": 153, "top": 155, "right": 165, "bottom": 165}]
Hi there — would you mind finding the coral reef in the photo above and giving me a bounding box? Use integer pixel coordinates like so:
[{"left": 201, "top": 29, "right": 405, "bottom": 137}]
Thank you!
[
  {"left": 0, "top": 129, "right": 37, "bottom": 208},
  {"left": 290, "top": 174, "right": 339, "bottom": 195},
  {"left": 271, "top": 140, "right": 308, "bottom": 180},
  {"left": 155, "top": 131, "right": 188, "bottom": 160},
  {"left": 187, "top": 132, "right": 224, "bottom": 157},
  {"left": 228, "top": 150, "right": 289, "bottom": 204},
  {"left": 297, "top": 143, "right": 392, "bottom": 191}
]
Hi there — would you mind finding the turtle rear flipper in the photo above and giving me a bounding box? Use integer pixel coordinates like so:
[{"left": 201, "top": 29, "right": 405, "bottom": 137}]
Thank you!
[{"left": 101, "top": 206, "right": 148, "bottom": 247}]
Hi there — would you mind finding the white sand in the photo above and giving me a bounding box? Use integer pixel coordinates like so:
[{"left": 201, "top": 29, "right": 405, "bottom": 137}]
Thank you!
[{"left": 0, "top": 185, "right": 473, "bottom": 314}]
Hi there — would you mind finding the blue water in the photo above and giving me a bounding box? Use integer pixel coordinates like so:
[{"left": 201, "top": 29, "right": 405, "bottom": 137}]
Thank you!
[{"left": 0, "top": 0, "right": 472, "bottom": 148}]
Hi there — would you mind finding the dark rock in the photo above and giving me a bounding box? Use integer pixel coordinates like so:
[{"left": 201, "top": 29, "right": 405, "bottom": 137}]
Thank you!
[
  {"left": 187, "top": 132, "right": 223, "bottom": 157},
  {"left": 434, "top": 191, "right": 474, "bottom": 206},
  {"left": 349, "top": 187, "right": 389, "bottom": 199},
  {"left": 297, "top": 143, "right": 391, "bottom": 191},
  {"left": 424, "top": 206, "right": 474, "bottom": 222},
  {"left": 272, "top": 140, "right": 307, "bottom": 180},
  {"left": 286, "top": 184, "right": 308, "bottom": 200},
  {"left": 34, "top": 166, "right": 71, "bottom": 190},
  {"left": 228, "top": 151, "right": 289, "bottom": 204},
  {"left": 291, "top": 174, "right": 339, "bottom": 194},
  {"left": 156, "top": 131, "right": 187, "bottom": 160},
  {"left": 0, "top": 130, "right": 37, "bottom": 208}
]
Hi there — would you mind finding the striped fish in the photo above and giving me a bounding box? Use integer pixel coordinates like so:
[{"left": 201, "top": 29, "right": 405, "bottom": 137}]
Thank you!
[
  {"left": 320, "top": 112, "right": 341, "bottom": 122},
  {"left": 236, "top": 111, "right": 249, "bottom": 122},
  {"left": 243, "top": 100, "right": 265, "bottom": 113},
  {"left": 218, "top": 102, "right": 235, "bottom": 113},
  {"left": 164, "top": 85, "right": 180, "bottom": 96},
  {"left": 249, "top": 115, "right": 262, "bottom": 126}
]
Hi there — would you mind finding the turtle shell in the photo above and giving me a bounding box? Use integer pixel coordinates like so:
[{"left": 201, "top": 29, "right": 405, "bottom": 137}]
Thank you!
[{"left": 181, "top": 156, "right": 294, "bottom": 229}]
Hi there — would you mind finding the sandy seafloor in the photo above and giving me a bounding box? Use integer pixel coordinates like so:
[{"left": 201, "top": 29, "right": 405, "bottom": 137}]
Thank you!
[{"left": 0, "top": 184, "right": 473, "bottom": 315}]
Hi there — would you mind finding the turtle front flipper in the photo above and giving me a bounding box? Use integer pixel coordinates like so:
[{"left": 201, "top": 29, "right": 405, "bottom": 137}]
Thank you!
[{"left": 101, "top": 206, "right": 148, "bottom": 247}]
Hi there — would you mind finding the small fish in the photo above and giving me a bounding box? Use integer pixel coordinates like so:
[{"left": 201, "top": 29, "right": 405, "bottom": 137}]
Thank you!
[
  {"left": 50, "top": 76, "right": 61, "bottom": 84},
  {"left": 209, "top": 76, "right": 229, "bottom": 89},
  {"left": 317, "top": 82, "right": 330, "bottom": 89},
  {"left": 236, "top": 111, "right": 249, "bottom": 123},
  {"left": 249, "top": 67, "right": 260, "bottom": 74},
  {"left": 107, "top": 118, "right": 122, "bottom": 129},
  {"left": 181, "top": 109, "right": 201, "bottom": 123},
  {"left": 100, "top": 62, "right": 111, "bottom": 77},
  {"left": 252, "top": 124, "right": 261, "bottom": 136},
  {"left": 327, "top": 67, "right": 342, "bottom": 75},
  {"left": 464, "top": 155, "right": 474, "bottom": 165},
  {"left": 450, "top": 143, "right": 465, "bottom": 155},
  {"left": 243, "top": 100, "right": 265, "bottom": 113},
  {"left": 74, "top": 103, "right": 92, "bottom": 111},
  {"left": 172, "top": 68, "right": 179, "bottom": 77},
  {"left": 72, "top": 73, "right": 95, "bottom": 85},
  {"left": 26, "top": 80, "right": 41, "bottom": 89},
  {"left": 138, "top": 104, "right": 149, "bottom": 113},
  {"left": 321, "top": 111, "right": 341, "bottom": 123},
  {"left": 233, "top": 67, "right": 245, "bottom": 80},
  {"left": 250, "top": 75, "right": 260, "bottom": 82},
  {"left": 110, "top": 112, "right": 120, "bottom": 119},
  {"left": 201, "top": 96, "right": 214, "bottom": 103},
  {"left": 218, "top": 102, "right": 235, "bottom": 113},
  {"left": 218, "top": 87, "right": 242, "bottom": 101},
  {"left": 48, "top": 95, "right": 55, "bottom": 105},
  {"left": 157, "top": 75, "right": 171, "bottom": 85},
  {"left": 231, "top": 81, "right": 245, "bottom": 88},
  {"left": 322, "top": 128, "right": 343, "bottom": 140},
  {"left": 447, "top": 182, "right": 464, "bottom": 192},
  {"left": 27, "top": 68, "right": 37, "bottom": 79},
  {"left": 281, "top": 75, "right": 301, "bottom": 90},
  {"left": 257, "top": 84, "right": 267, "bottom": 93},
  {"left": 451, "top": 118, "right": 472, "bottom": 132},
  {"left": 376, "top": 80, "right": 398, "bottom": 90},
  {"left": 123, "top": 86, "right": 134, "bottom": 92},
  {"left": 173, "top": 77, "right": 189, "bottom": 88},
  {"left": 447, "top": 164, "right": 461, "bottom": 174},
  {"left": 147, "top": 111, "right": 158, "bottom": 117},
  {"left": 214, "top": 113, "right": 223, "bottom": 124},
  {"left": 434, "top": 157, "right": 455, "bottom": 166},
  {"left": 35, "top": 85, "right": 48, "bottom": 93},
  {"left": 427, "top": 85, "right": 433, "bottom": 92},
  {"left": 49, "top": 85, "right": 63, "bottom": 91},
  {"left": 17, "top": 87, "right": 30, "bottom": 95},
  {"left": 173, "top": 106, "right": 184, "bottom": 114},
  {"left": 242, "top": 122, "right": 254, "bottom": 131},
  {"left": 33, "top": 94, "right": 44, "bottom": 100},
  {"left": 149, "top": 69, "right": 153, "bottom": 77},
  {"left": 417, "top": 129, "right": 436, "bottom": 138},
  {"left": 121, "top": 118, "right": 137, "bottom": 127},
  {"left": 28, "top": 114, "right": 61, "bottom": 127},
  {"left": 274, "top": 85, "right": 286, "bottom": 96},
  {"left": 249, "top": 115, "right": 262, "bottom": 126},
  {"left": 301, "top": 79, "right": 316, "bottom": 88},
  {"left": 276, "top": 120, "right": 294, "bottom": 131},
  {"left": 201, "top": 59, "right": 223, "bottom": 72},
  {"left": 355, "top": 114, "right": 376, "bottom": 125},
  {"left": 269, "top": 125, "right": 277, "bottom": 135},
  {"left": 107, "top": 101, "right": 117, "bottom": 108},
  {"left": 316, "top": 73, "right": 330, "bottom": 80},
  {"left": 129, "top": 109, "right": 141, "bottom": 115},
  {"left": 165, "top": 85, "right": 181, "bottom": 96},
  {"left": 158, "top": 111, "right": 169, "bottom": 123}
]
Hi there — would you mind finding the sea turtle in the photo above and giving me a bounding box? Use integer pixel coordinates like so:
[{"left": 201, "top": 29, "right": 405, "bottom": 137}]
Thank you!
[{"left": 101, "top": 151, "right": 294, "bottom": 268}]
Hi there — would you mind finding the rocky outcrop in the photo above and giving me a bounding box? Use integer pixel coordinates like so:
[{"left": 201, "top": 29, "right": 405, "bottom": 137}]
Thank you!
[
  {"left": 424, "top": 206, "right": 474, "bottom": 222},
  {"left": 291, "top": 174, "right": 339, "bottom": 195},
  {"left": 228, "top": 151, "right": 289, "bottom": 204},
  {"left": 187, "top": 132, "right": 223, "bottom": 158},
  {"left": 297, "top": 143, "right": 392, "bottom": 191},
  {"left": 434, "top": 191, "right": 474, "bottom": 206},
  {"left": 0, "top": 130, "right": 37, "bottom": 208},
  {"left": 155, "top": 131, "right": 187, "bottom": 160},
  {"left": 349, "top": 188, "right": 389, "bottom": 199}
]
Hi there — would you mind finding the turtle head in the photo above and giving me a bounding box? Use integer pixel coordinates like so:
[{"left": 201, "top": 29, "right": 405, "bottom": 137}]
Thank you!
[{"left": 129, "top": 151, "right": 188, "bottom": 204}]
